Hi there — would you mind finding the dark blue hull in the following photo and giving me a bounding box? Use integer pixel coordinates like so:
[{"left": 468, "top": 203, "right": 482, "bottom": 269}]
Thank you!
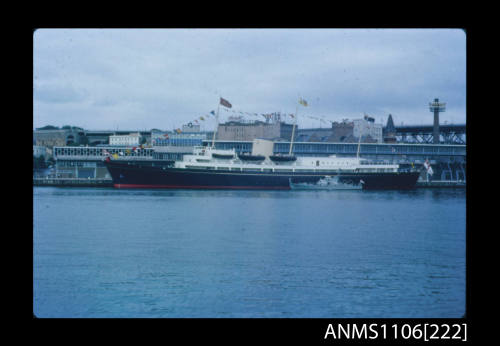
[{"left": 104, "top": 161, "right": 420, "bottom": 190}]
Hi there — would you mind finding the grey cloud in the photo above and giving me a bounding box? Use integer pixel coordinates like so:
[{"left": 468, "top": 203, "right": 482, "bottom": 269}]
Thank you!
[
  {"left": 34, "top": 82, "right": 88, "bottom": 104},
  {"left": 33, "top": 29, "right": 466, "bottom": 130}
]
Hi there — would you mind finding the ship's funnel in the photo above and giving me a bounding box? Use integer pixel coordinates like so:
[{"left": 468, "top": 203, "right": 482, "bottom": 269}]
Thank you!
[{"left": 251, "top": 139, "right": 274, "bottom": 158}]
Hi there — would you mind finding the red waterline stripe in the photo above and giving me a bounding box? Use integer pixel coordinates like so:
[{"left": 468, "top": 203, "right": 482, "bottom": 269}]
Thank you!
[{"left": 114, "top": 184, "right": 290, "bottom": 190}]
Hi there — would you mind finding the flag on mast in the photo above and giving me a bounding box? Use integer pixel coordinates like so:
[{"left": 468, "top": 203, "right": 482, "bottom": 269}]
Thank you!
[{"left": 220, "top": 97, "right": 232, "bottom": 108}]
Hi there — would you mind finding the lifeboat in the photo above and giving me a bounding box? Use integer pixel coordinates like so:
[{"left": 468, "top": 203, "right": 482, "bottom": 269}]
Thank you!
[{"left": 237, "top": 153, "right": 266, "bottom": 161}]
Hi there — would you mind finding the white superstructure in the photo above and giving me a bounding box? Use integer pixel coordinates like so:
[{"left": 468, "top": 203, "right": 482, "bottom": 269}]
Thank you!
[{"left": 175, "top": 143, "right": 400, "bottom": 173}]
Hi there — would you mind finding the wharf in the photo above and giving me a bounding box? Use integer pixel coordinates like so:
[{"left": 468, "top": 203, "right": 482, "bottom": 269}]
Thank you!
[
  {"left": 416, "top": 180, "right": 465, "bottom": 188},
  {"left": 33, "top": 178, "right": 113, "bottom": 187}
]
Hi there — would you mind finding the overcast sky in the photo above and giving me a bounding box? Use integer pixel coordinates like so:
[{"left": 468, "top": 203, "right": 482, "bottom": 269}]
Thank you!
[{"left": 33, "top": 28, "right": 466, "bottom": 131}]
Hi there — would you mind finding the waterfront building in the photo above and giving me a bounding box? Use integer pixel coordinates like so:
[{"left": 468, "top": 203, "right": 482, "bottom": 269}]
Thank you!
[
  {"left": 330, "top": 121, "right": 356, "bottom": 142},
  {"left": 33, "top": 128, "right": 85, "bottom": 148},
  {"left": 152, "top": 131, "right": 208, "bottom": 146},
  {"left": 216, "top": 120, "right": 295, "bottom": 141},
  {"left": 151, "top": 131, "right": 208, "bottom": 161},
  {"left": 109, "top": 132, "right": 142, "bottom": 146},
  {"left": 296, "top": 128, "right": 335, "bottom": 142},
  {"left": 33, "top": 145, "right": 49, "bottom": 159},
  {"left": 182, "top": 123, "right": 201, "bottom": 132},
  {"left": 353, "top": 117, "right": 383, "bottom": 143},
  {"left": 296, "top": 117, "right": 382, "bottom": 144}
]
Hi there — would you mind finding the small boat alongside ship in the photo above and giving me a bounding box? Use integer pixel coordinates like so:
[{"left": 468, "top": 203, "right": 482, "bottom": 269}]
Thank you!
[
  {"left": 104, "top": 139, "right": 420, "bottom": 190},
  {"left": 290, "top": 175, "right": 363, "bottom": 190}
]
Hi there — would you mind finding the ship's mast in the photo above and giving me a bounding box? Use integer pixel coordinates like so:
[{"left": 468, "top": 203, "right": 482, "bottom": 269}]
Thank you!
[
  {"left": 356, "top": 117, "right": 365, "bottom": 159},
  {"left": 211, "top": 102, "right": 220, "bottom": 149},
  {"left": 288, "top": 105, "right": 298, "bottom": 155}
]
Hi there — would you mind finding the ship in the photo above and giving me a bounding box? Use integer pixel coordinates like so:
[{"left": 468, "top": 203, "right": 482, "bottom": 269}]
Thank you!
[
  {"left": 104, "top": 97, "right": 419, "bottom": 190},
  {"left": 104, "top": 139, "right": 420, "bottom": 190}
]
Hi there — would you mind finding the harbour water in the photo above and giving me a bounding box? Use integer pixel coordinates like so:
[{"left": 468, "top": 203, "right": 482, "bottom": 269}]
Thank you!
[{"left": 33, "top": 187, "right": 466, "bottom": 318}]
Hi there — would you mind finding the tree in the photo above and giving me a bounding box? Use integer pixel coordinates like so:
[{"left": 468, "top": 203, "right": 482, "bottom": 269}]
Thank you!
[
  {"left": 36, "top": 125, "right": 59, "bottom": 130},
  {"left": 33, "top": 155, "right": 46, "bottom": 169},
  {"left": 62, "top": 125, "right": 84, "bottom": 130},
  {"left": 47, "top": 157, "right": 55, "bottom": 167},
  {"left": 79, "top": 135, "right": 89, "bottom": 146}
]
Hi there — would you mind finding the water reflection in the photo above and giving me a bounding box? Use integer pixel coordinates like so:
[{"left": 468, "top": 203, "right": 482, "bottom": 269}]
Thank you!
[{"left": 33, "top": 186, "right": 465, "bottom": 202}]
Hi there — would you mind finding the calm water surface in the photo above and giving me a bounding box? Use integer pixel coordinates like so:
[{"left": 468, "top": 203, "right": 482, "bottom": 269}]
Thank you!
[{"left": 33, "top": 187, "right": 466, "bottom": 318}]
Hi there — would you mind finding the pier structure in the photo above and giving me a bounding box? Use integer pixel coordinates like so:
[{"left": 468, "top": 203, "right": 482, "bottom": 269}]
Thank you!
[
  {"left": 51, "top": 146, "right": 154, "bottom": 180},
  {"left": 33, "top": 177, "right": 113, "bottom": 187}
]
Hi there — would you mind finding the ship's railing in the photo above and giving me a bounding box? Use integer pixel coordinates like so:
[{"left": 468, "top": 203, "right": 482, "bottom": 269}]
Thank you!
[
  {"left": 108, "top": 156, "right": 154, "bottom": 161},
  {"left": 181, "top": 164, "right": 404, "bottom": 174},
  {"left": 53, "top": 146, "right": 155, "bottom": 160},
  {"left": 359, "top": 160, "right": 399, "bottom": 165},
  {"left": 56, "top": 154, "right": 153, "bottom": 161}
]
